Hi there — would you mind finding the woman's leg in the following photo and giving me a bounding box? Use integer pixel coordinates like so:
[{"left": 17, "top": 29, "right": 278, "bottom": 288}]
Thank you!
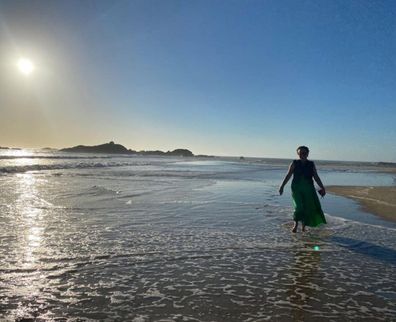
[{"left": 292, "top": 188, "right": 304, "bottom": 232}]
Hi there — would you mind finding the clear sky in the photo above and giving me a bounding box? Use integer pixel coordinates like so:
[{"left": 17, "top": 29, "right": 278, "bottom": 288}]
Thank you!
[{"left": 0, "top": 0, "right": 395, "bottom": 161}]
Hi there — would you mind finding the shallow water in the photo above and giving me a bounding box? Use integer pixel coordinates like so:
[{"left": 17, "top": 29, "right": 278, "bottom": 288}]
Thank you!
[{"left": 0, "top": 152, "right": 395, "bottom": 321}]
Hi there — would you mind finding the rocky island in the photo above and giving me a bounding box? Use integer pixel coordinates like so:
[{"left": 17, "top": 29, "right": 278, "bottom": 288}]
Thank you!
[{"left": 60, "top": 141, "right": 194, "bottom": 157}]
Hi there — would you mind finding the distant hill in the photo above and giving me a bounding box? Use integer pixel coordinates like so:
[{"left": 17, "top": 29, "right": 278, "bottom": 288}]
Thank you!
[
  {"left": 167, "top": 149, "right": 194, "bottom": 157},
  {"left": 60, "top": 141, "right": 194, "bottom": 157},
  {"left": 60, "top": 141, "right": 135, "bottom": 154}
]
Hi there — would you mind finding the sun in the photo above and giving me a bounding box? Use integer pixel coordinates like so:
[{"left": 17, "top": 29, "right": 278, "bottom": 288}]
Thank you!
[{"left": 17, "top": 58, "right": 35, "bottom": 76}]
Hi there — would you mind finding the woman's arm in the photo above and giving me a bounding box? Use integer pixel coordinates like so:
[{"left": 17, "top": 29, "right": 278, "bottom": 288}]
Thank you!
[
  {"left": 312, "top": 163, "right": 326, "bottom": 195},
  {"left": 279, "top": 162, "right": 295, "bottom": 195}
]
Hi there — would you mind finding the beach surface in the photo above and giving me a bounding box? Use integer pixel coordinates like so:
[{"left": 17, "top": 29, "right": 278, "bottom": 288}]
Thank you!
[
  {"left": 327, "top": 186, "right": 396, "bottom": 222},
  {"left": 1, "top": 151, "right": 396, "bottom": 321}
]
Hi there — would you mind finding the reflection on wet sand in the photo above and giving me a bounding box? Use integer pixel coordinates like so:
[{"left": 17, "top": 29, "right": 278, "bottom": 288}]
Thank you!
[
  {"left": 287, "top": 244, "right": 321, "bottom": 322},
  {"left": 9, "top": 173, "right": 50, "bottom": 319},
  {"left": 16, "top": 174, "right": 45, "bottom": 267}
]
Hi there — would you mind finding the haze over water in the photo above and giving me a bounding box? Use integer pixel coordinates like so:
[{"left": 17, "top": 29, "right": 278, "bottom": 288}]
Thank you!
[{"left": 1, "top": 150, "right": 395, "bottom": 321}]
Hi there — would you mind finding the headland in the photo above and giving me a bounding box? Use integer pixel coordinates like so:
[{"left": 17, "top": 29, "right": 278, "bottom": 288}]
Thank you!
[{"left": 60, "top": 141, "right": 195, "bottom": 157}]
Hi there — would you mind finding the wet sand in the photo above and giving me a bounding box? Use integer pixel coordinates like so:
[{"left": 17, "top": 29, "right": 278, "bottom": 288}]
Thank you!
[{"left": 327, "top": 186, "right": 396, "bottom": 222}]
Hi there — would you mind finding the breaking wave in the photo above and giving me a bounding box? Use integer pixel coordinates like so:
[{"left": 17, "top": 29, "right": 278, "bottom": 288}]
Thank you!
[{"left": 0, "top": 162, "right": 132, "bottom": 174}]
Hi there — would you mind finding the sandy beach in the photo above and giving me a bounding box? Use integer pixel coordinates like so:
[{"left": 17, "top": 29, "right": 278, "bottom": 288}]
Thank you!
[{"left": 327, "top": 186, "right": 396, "bottom": 222}]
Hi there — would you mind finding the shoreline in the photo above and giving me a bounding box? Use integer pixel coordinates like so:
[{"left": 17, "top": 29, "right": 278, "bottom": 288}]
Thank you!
[{"left": 327, "top": 186, "right": 396, "bottom": 223}]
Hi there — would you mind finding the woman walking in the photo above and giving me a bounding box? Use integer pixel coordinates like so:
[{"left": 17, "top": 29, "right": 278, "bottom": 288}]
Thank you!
[{"left": 279, "top": 146, "right": 327, "bottom": 232}]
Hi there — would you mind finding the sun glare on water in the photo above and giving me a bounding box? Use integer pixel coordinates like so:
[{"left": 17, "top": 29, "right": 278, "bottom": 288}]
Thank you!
[{"left": 17, "top": 57, "right": 35, "bottom": 76}]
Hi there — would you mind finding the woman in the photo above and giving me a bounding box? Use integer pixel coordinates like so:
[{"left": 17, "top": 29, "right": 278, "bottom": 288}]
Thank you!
[{"left": 279, "top": 146, "right": 326, "bottom": 232}]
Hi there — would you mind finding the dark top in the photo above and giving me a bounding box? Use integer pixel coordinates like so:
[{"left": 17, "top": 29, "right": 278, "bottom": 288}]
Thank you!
[{"left": 292, "top": 160, "right": 314, "bottom": 184}]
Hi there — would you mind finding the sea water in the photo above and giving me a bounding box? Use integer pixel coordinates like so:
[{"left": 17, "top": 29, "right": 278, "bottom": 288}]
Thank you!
[{"left": 0, "top": 151, "right": 395, "bottom": 321}]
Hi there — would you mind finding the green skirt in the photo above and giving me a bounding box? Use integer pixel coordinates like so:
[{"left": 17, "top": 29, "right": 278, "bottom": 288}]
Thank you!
[{"left": 291, "top": 179, "right": 326, "bottom": 227}]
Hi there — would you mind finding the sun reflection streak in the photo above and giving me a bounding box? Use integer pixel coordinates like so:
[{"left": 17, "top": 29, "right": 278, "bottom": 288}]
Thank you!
[
  {"left": 15, "top": 173, "right": 47, "bottom": 267},
  {"left": 3, "top": 149, "right": 33, "bottom": 157},
  {"left": 3, "top": 171, "right": 55, "bottom": 320}
]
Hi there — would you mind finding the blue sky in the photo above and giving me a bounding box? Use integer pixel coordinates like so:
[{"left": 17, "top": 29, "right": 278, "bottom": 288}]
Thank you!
[{"left": 0, "top": 0, "right": 395, "bottom": 161}]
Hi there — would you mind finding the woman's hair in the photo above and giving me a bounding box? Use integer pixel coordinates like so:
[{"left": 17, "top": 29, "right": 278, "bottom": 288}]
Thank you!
[{"left": 297, "top": 146, "right": 309, "bottom": 154}]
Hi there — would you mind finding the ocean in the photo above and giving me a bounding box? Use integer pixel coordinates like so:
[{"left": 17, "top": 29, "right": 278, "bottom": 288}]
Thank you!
[{"left": 1, "top": 150, "right": 395, "bottom": 321}]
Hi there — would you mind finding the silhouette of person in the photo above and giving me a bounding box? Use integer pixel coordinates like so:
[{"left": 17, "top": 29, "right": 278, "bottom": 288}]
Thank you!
[{"left": 279, "top": 146, "right": 326, "bottom": 232}]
